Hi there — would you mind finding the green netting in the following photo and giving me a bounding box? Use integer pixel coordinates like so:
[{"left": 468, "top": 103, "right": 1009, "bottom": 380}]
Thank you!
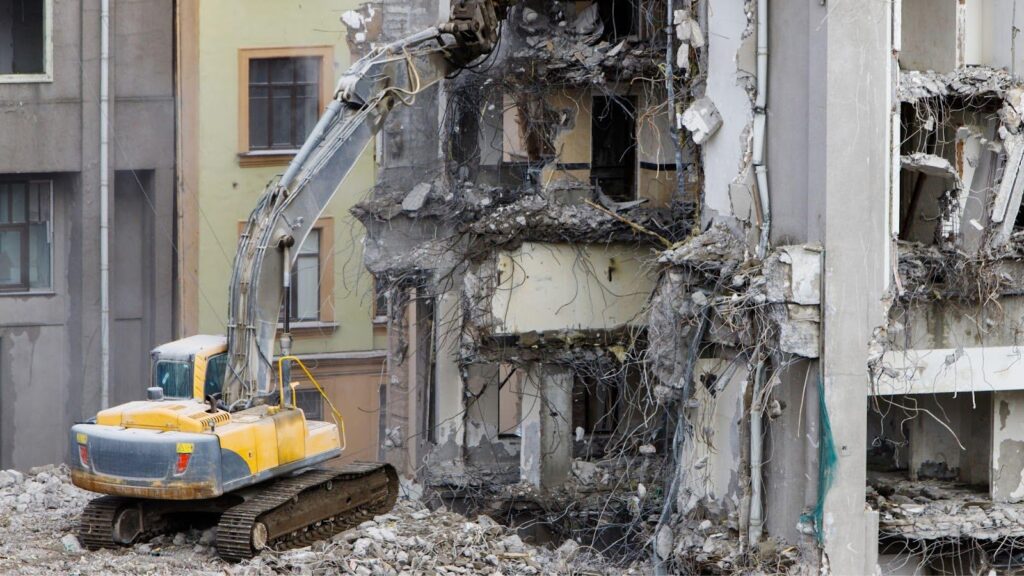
[{"left": 800, "top": 374, "right": 837, "bottom": 545}]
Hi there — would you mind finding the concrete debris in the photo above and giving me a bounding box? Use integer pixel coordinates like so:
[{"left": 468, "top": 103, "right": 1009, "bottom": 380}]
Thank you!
[
  {"left": 658, "top": 222, "right": 745, "bottom": 273},
  {"left": 339, "top": 2, "right": 382, "bottom": 57},
  {"left": 505, "top": 4, "right": 663, "bottom": 85},
  {"left": 898, "top": 67, "right": 1013, "bottom": 103},
  {"left": 679, "top": 97, "right": 723, "bottom": 144},
  {"left": 468, "top": 193, "right": 685, "bottom": 246},
  {"left": 401, "top": 182, "right": 432, "bottom": 212},
  {"left": 0, "top": 465, "right": 640, "bottom": 575},
  {"left": 674, "top": 8, "right": 704, "bottom": 71},
  {"left": 869, "top": 471, "right": 1024, "bottom": 542}
]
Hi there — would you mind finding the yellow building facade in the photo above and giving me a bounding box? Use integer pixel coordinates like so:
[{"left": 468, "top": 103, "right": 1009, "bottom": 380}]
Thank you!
[{"left": 176, "top": 0, "right": 385, "bottom": 463}]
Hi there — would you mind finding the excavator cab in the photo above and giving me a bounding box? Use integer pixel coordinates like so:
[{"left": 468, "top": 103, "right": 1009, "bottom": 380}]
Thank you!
[{"left": 149, "top": 335, "right": 228, "bottom": 402}]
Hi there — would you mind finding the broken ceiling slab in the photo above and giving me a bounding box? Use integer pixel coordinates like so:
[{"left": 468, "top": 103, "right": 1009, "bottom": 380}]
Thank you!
[
  {"left": 872, "top": 345, "right": 1024, "bottom": 396},
  {"left": 679, "top": 97, "right": 723, "bottom": 145},
  {"left": 989, "top": 133, "right": 1024, "bottom": 248},
  {"left": 900, "top": 153, "right": 963, "bottom": 188},
  {"left": 898, "top": 67, "right": 1012, "bottom": 103}
]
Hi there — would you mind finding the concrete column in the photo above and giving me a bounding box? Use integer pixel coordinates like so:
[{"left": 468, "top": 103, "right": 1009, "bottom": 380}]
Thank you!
[
  {"left": 822, "top": 0, "right": 893, "bottom": 572},
  {"left": 430, "top": 287, "right": 465, "bottom": 477},
  {"left": 520, "top": 363, "right": 573, "bottom": 489},
  {"left": 764, "top": 360, "right": 818, "bottom": 546}
]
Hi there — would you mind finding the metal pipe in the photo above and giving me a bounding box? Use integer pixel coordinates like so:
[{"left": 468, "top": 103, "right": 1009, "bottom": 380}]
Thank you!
[
  {"left": 749, "top": 360, "right": 766, "bottom": 547},
  {"left": 754, "top": 0, "right": 771, "bottom": 258},
  {"left": 100, "top": 0, "right": 111, "bottom": 409},
  {"left": 279, "top": 242, "right": 293, "bottom": 403},
  {"left": 279, "top": 100, "right": 343, "bottom": 192}
]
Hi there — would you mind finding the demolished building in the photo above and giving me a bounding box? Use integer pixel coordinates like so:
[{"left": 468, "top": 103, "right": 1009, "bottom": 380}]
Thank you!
[{"left": 344, "top": 0, "right": 1024, "bottom": 574}]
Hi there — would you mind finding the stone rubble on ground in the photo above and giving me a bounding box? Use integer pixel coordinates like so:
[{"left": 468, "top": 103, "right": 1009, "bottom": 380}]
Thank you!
[{"left": 0, "top": 464, "right": 642, "bottom": 575}]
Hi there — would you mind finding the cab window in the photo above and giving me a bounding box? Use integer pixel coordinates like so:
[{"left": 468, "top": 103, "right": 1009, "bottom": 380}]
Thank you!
[
  {"left": 155, "top": 361, "right": 192, "bottom": 399},
  {"left": 204, "top": 353, "right": 227, "bottom": 398}
]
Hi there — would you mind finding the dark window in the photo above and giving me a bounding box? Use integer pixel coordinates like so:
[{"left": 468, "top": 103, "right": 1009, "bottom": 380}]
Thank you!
[
  {"left": 204, "top": 353, "right": 227, "bottom": 399},
  {"left": 295, "top": 388, "right": 323, "bottom": 421},
  {"left": 598, "top": 0, "right": 639, "bottom": 41},
  {"left": 281, "top": 229, "right": 321, "bottom": 322},
  {"left": 573, "top": 374, "right": 620, "bottom": 435},
  {"left": 249, "top": 57, "right": 321, "bottom": 150},
  {"left": 0, "top": 180, "right": 51, "bottom": 291},
  {"left": 0, "top": 0, "right": 45, "bottom": 75},
  {"left": 373, "top": 276, "right": 388, "bottom": 320},
  {"left": 591, "top": 96, "right": 637, "bottom": 202}
]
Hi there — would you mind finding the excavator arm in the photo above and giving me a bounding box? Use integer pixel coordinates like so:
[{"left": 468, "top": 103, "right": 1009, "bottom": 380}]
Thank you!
[{"left": 222, "top": 1, "right": 500, "bottom": 407}]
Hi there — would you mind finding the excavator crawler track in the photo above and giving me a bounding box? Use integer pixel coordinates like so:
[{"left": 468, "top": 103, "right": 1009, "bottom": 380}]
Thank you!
[
  {"left": 79, "top": 496, "right": 128, "bottom": 550},
  {"left": 79, "top": 496, "right": 180, "bottom": 550},
  {"left": 216, "top": 462, "right": 398, "bottom": 562}
]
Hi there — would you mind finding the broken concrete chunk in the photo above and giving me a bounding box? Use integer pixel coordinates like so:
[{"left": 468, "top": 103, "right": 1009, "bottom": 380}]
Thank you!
[
  {"left": 401, "top": 183, "right": 432, "bottom": 212},
  {"left": 61, "top": 534, "right": 84, "bottom": 554},
  {"left": 572, "top": 3, "right": 603, "bottom": 41},
  {"left": 680, "top": 97, "right": 723, "bottom": 145}
]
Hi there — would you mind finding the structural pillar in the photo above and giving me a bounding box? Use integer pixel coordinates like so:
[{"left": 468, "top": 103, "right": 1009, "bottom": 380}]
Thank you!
[{"left": 520, "top": 363, "right": 573, "bottom": 489}]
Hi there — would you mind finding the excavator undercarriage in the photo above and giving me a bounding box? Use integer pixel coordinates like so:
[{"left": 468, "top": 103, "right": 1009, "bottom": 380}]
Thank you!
[{"left": 80, "top": 462, "right": 398, "bottom": 561}]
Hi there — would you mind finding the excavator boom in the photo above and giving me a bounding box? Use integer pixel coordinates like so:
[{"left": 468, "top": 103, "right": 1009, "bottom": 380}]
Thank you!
[{"left": 223, "top": 0, "right": 499, "bottom": 407}]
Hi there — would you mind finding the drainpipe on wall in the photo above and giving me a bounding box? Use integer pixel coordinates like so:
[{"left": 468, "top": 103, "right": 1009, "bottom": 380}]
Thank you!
[
  {"left": 100, "top": 0, "right": 111, "bottom": 409},
  {"left": 754, "top": 0, "right": 770, "bottom": 259},
  {"left": 748, "top": 360, "right": 766, "bottom": 547}
]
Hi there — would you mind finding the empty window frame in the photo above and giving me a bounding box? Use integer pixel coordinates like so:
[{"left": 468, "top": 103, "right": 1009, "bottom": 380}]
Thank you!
[
  {"left": 0, "top": 180, "right": 51, "bottom": 291},
  {"left": 591, "top": 95, "right": 637, "bottom": 202},
  {"left": 0, "top": 0, "right": 50, "bottom": 80}
]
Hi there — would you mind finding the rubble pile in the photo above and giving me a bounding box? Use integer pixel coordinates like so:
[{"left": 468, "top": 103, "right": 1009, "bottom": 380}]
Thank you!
[
  {"left": 506, "top": 4, "right": 662, "bottom": 85},
  {"left": 869, "top": 471, "right": 1024, "bottom": 541},
  {"left": 0, "top": 465, "right": 639, "bottom": 575}
]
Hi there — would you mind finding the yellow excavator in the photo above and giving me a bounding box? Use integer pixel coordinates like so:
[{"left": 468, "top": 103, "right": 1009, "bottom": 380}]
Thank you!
[{"left": 68, "top": 1, "right": 499, "bottom": 561}]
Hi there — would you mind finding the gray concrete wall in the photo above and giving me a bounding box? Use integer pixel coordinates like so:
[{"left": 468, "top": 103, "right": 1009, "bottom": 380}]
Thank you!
[{"left": 0, "top": 0, "right": 176, "bottom": 469}]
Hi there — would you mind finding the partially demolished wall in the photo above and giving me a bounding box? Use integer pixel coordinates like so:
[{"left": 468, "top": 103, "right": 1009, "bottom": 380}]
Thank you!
[{"left": 352, "top": 0, "right": 1024, "bottom": 574}]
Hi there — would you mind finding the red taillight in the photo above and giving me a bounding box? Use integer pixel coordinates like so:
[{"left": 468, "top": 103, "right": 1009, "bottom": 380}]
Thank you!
[
  {"left": 175, "top": 452, "right": 191, "bottom": 475},
  {"left": 78, "top": 445, "right": 89, "bottom": 467}
]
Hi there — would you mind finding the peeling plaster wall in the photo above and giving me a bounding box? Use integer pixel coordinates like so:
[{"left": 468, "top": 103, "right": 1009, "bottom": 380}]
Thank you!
[
  {"left": 679, "top": 358, "right": 748, "bottom": 518},
  {"left": 701, "top": 0, "right": 755, "bottom": 224},
  {"left": 489, "top": 243, "right": 656, "bottom": 335},
  {"left": 992, "top": 391, "right": 1024, "bottom": 502}
]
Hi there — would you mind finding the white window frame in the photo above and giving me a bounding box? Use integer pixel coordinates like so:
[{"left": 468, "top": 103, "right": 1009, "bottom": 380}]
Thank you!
[{"left": 0, "top": 0, "right": 54, "bottom": 84}]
